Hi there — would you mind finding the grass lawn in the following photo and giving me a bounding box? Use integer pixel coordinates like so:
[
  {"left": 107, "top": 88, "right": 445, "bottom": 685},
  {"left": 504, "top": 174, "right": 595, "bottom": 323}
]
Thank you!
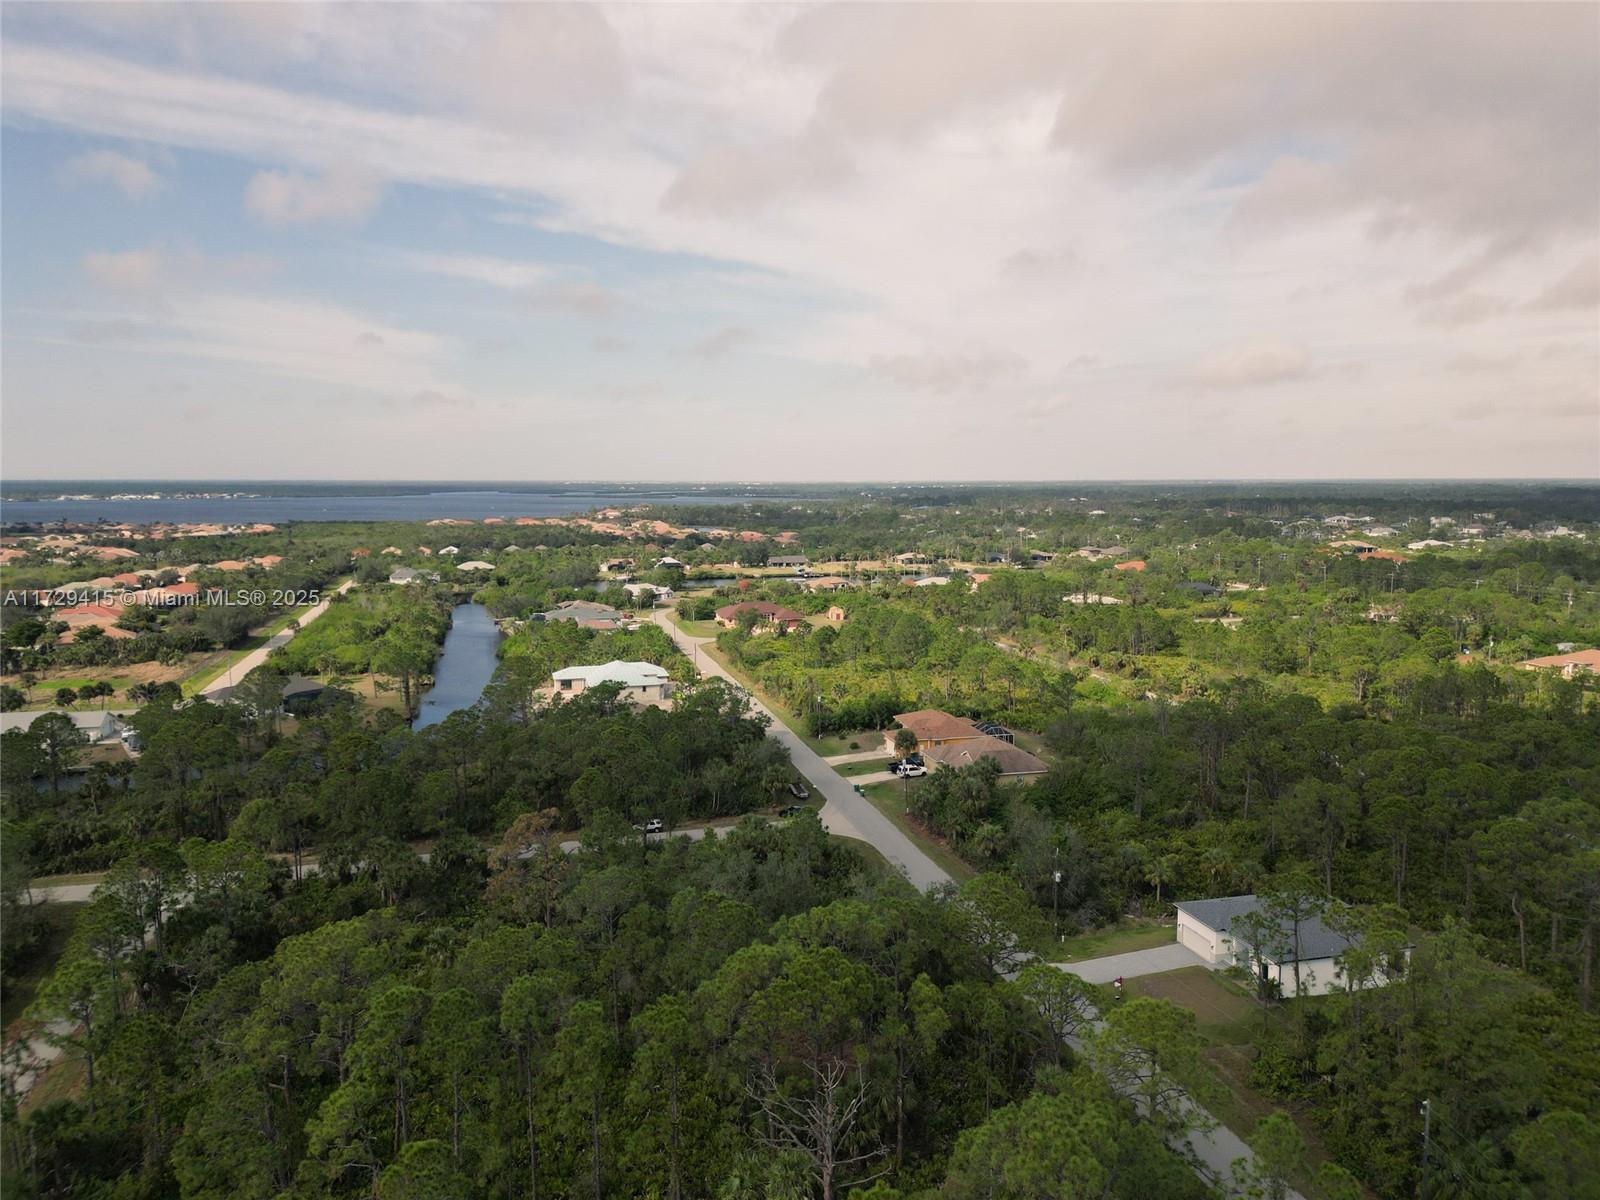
[
  {"left": 672, "top": 617, "right": 724, "bottom": 639},
  {"left": 2, "top": 902, "right": 82, "bottom": 1032},
  {"left": 861, "top": 781, "right": 976, "bottom": 882},
  {"left": 180, "top": 583, "right": 347, "bottom": 696},
  {"left": 1129, "top": 966, "right": 1344, "bottom": 1199},
  {"left": 835, "top": 758, "right": 893, "bottom": 777},
  {"left": 1053, "top": 921, "right": 1175, "bottom": 963}
]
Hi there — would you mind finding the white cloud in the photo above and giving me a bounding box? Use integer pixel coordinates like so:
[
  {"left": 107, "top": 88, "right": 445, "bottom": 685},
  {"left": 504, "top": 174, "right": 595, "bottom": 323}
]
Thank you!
[
  {"left": 245, "top": 167, "right": 381, "bottom": 226},
  {"left": 870, "top": 347, "right": 1028, "bottom": 393},
  {"left": 1527, "top": 254, "right": 1600, "bottom": 312},
  {"left": 81, "top": 248, "right": 165, "bottom": 292},
  {"left": 690, "top": 326, "right": 754, "bottom": 358},
  {"left": 386, "top": 250, "right": 548, "bottom": 291},
  {"left": 61, "top": 149, "right": 164, "bottom": 199},
  {"left": 1187, "top": 339, "right": 1312, "bottom": 389}
]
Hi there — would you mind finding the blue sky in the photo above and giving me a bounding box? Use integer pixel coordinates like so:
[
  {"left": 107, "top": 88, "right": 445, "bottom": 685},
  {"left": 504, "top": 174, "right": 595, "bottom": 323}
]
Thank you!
[{"left": 2, "top": 3, "right": 1596, "bottom": 480}]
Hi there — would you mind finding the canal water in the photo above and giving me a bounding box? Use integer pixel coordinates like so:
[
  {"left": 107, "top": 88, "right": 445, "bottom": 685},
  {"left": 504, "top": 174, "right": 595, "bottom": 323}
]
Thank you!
[{"left": 412, "top": 603, "right": 502, "bottom": 730}]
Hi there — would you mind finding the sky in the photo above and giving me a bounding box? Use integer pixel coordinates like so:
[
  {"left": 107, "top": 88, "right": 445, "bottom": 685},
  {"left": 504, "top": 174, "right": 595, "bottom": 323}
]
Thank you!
[{"left": 1, "top": 2, "right": 1597, "bottom": 482}]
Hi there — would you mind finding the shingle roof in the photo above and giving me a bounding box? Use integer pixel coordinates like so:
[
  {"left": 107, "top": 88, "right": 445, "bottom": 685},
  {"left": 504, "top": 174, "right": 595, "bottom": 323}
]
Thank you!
[
  {"left": 551, "top": 660, "right": 671, "bottom": 688},
  {"left": 923, "top": 735, "right": 1047, "bottom": 776},
  {"left": 1174, "top": 894, "right": 1355, "bottom": 963},
  {"left": 893, "top": 709, "right": 983, "bottom": 742}
]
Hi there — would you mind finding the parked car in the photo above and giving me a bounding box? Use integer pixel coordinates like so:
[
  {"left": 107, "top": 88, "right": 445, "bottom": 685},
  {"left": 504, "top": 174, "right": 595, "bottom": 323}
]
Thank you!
[
  {"left": 789, "top": 781, "right": 810, "bottom": 800},
  {"left": 894, "top": 762, "right": 927, "bottom": 778},
  {"left": 887, "top": 753, "right": 925, "bottom": 772},
  {"left": 643, "top": 818, "right": 664, "bottom": 834},
  {"left": 777, "top": 804, "right": 805, "bottom": 818}
]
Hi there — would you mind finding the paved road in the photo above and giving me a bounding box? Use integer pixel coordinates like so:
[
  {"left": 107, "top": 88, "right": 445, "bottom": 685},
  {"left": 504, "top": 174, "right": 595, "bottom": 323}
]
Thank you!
[
  {"left": 652, "top": 611, "right": 951, "bottom": 891},
  {"left": 199, "top": 579, "right": 356, "bottom": 698},
  {"left": 1057, "top": 942, "right": 1214, "bottom": 984},
  {"left": 849, "top": 770, "right": 901, "bottom": 787}
]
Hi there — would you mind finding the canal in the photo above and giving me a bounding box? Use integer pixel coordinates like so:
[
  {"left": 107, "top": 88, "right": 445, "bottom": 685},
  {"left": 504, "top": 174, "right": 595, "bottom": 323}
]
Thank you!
[{"left": 412, "top": 602, "right": 502, "bottom": 730}]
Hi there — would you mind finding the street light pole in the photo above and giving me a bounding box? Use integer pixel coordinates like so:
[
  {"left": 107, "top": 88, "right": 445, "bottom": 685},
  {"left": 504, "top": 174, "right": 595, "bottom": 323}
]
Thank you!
[{"left": 1052, "top": 847, "right": 1061, "bottom": 943}]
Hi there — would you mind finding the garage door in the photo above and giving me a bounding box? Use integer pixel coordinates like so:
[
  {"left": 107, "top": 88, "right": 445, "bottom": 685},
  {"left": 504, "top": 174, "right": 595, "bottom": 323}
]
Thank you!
[{"left": 1178, "top": 921, "right": 1212, "bottom": 959}]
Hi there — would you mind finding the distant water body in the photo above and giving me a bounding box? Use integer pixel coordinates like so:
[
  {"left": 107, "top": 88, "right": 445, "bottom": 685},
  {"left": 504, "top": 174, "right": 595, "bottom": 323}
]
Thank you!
[{"left": 0, "top": 489, "right": 781, "bottom": 526}]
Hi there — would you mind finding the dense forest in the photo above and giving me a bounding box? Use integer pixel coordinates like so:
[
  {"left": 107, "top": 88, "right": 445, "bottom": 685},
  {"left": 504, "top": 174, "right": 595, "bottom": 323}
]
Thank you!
[{"left": 3, "top": 485, "right": 1598, "bottom": 1197}]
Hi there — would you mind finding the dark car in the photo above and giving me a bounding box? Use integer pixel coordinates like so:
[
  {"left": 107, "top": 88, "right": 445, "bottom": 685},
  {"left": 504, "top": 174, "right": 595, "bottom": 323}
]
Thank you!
[
  {"left": 789, "top": 781, "right": 810, "bottom": 800},
  {"left": 777, "top": 804, "right": 806, "bottom": 818},
  {"left": 887, "top": 752, "right": 925, "bottom": 772}
]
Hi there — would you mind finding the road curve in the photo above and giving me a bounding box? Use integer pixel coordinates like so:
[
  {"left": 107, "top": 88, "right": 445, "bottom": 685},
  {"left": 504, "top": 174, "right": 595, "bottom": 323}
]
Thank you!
[{"left": 651, "top": 610, "right": 951, "bottom": 891}]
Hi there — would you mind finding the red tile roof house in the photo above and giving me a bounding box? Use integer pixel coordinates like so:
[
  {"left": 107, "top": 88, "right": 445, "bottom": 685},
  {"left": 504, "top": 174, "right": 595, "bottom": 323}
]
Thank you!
[
  {"left": 1518, "top": 648, "right": 1600, "bottom": 678},
  {"left": 53, "top": 604, "right": 137, "bottom": 643},
  {"left": 714, "top": 601, "right": 808, "bottom": 632},
  {"left": 883, "top": 710, "right": 1047, "bottom": 777}
]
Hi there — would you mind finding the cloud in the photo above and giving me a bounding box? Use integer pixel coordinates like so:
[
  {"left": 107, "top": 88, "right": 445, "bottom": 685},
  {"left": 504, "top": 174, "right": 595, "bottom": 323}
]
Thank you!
[
  {"left": 1187, "top": 338, "right": 1312, "bottom": 388},
  {"left": 354, "top": 331, "right": 385, "bottom": 346},
  {"left": 79, "top": 245, "right": 279, "bottom": 295},
  {"left": 869, "top": 347, "right": 1028, "bottom": 393},
  {"left": 1527, "top": 254, "right": 1600, "bottom": 311},
  {"left": 524, "top": 280, "right": 619, "bottom": 318},
  {"left": 65, "top": 318, "right": 151, "bottom": 344},
  {"left": 1412, "top": 293, "right": 1509, "bottom": 329},
  {"left": 61, "top": 149, "right": 164, "bottom": 199},
  {"left": 245, "top": 167, "right": 381, "bottom": 225},
  {"left": 663, "top": 132, "right": 854, "bottom": 215},
  {"left": 81, "top": 248, "right": 164, "bottom": 292},
  {"left": 387, "top": 250, "right": 548, "bottom": 290},
  {"left": 690, "top": 326, "right": 753, "bottom": 358}
]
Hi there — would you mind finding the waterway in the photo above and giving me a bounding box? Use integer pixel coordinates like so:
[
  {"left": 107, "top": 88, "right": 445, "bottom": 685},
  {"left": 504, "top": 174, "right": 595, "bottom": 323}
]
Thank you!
[
  {"left": 0, "top": 487, "right": 791, "bottom": 525},
  {"left": 412, "top": 603, "right": 502, "bottom": 730}
]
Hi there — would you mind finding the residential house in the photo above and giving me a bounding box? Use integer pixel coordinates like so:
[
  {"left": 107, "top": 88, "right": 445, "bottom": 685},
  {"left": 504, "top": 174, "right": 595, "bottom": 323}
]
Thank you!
[
  {"left": 714, "top": 601, "right": 807, "bottom": 632},
  {"left": 654, "top": 556, "right": 686, "bottom": 570},
  {"left": 539, "top": 600, "right": 627, "bottom": 629},
  {"left": 769, "top": 556, "right": 809, "bottom": 570},
  {"left": 803, "top": 576, "right": 854, "bottom": 593},
  {"left": 390, "top": 567, "right": 440, "bottom": 585},
  {"left": 600, "top": 558, "right": 635, "bottom": 575},
  {"left": 892, "top": 552, "right": 932, "bottom": 566},
  {"left": 1174, "top": 581, "right": 1221, "bottom": 598},
  {"left": 1518, "top": 648, "right": 1600, "bottom": 678},
  {"left": 457, "top": 560, "right": 496, "bottom": 571},
  {"left": 1028, "top": 550, "right": 1057, "bottom": 564},
  {"left": 0, "top": 709, "right": 127, "bottom": 744},
  {"left": 438, "top": 545, "right": 461, "bottom": 557},
  {"left": 550, "top": 660, "right": 673, "bottom": 705},
  {"left": 884, "top": 709, "right": 986, "bottom": 754},
  {"left": 922, "top": 736, "right": 1047, "bottom": 777},
  {"left": 1406, "top": 539, "right": 1453, "bottom": 550},
  {"left": 1173, "top": 895, "right": 1399, "bottom": 999},
  {"left": 826, "top": 605, "right": 847, "bottom": 622},
  {"left": 622, "top": 582, "right": 674, "bottom": 603}
]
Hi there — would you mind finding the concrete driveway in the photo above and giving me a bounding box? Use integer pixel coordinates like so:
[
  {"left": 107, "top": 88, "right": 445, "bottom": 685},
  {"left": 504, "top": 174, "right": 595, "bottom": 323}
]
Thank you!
[{"left": 1056, "top": 942, "right": 1213, "bottom": 984}]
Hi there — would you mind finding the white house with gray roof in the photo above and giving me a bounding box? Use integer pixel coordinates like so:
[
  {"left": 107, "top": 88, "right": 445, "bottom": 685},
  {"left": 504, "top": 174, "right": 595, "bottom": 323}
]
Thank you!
[
  {"left": 549, "top": 660, "right": 672, "bottom": 705},
  {"left": 1174, "top": 894, "right": 1380, "bottom": 998}
]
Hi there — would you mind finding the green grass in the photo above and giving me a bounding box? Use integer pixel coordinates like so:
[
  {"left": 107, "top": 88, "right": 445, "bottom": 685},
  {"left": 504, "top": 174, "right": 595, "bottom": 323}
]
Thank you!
[
  {"left": 835, "top": 758, "right": 893, "bottom": 777},
  {"left": 3, "top": 902, "right": 82, "bottom": 1031},
  {"left": 1052, "top": 921, "right": 1176, "bottom": 962},
  {"left": 1127, "top": 966, "right": 1343, "bottom": 1199},
  {"left": 671, "top": 617, "right": 724, "bottom": 639},
  {"left": 179, "top": 588, "right": 339, "bottom": 696},
  {"left": 860, "top": 781, "right": 976, "bottom": 882}
]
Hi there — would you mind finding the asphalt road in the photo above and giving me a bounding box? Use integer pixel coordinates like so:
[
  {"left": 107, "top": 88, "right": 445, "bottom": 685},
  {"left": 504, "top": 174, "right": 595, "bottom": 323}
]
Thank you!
[
  {"left": 651, "top": 610, "right": 951, "bottom": 891},
  {"left": 199, "top": 578, "right": 356, "bottom": 698}
]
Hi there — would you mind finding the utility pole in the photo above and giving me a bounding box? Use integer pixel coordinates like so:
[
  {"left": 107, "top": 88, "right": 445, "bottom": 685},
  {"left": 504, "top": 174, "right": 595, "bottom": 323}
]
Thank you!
[
  {"left": 1419, "top": 1098, "right": 1433, "bottom": 1198},
  {"left": 1052, "top": 848, "right": 1061, "bottom": 942}
]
